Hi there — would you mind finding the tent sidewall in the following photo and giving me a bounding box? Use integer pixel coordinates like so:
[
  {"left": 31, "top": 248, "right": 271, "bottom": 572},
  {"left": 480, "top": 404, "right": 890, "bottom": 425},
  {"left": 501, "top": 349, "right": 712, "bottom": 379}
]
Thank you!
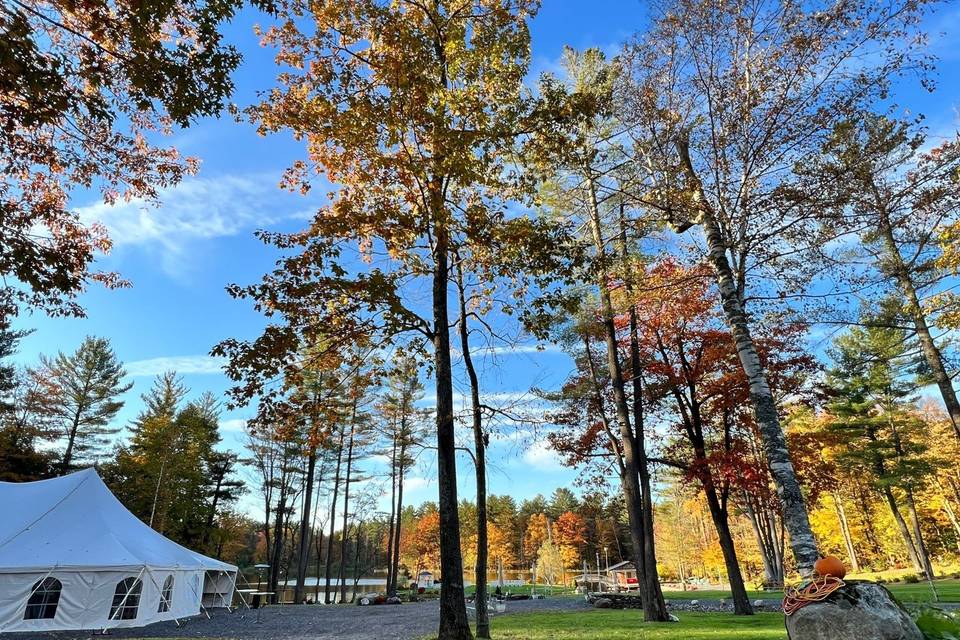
[{"left": 0, "top": 568, "right": 214, "bottom": 632}]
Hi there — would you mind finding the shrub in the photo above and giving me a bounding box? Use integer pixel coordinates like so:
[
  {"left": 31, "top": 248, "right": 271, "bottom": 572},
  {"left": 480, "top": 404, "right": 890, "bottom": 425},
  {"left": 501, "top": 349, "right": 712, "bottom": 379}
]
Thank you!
[{"left": 904, "top": 575, "right": 920, "bottom": 584}]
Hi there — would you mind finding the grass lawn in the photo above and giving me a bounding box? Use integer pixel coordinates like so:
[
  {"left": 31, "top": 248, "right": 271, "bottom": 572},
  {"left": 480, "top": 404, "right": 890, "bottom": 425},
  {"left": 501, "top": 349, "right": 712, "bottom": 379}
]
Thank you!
[
  {"left": 660, "top": 577, "right": 960, "bottom": 604},
  {"left": 490, "top": 610, "right": 786, "bottom": 639}
]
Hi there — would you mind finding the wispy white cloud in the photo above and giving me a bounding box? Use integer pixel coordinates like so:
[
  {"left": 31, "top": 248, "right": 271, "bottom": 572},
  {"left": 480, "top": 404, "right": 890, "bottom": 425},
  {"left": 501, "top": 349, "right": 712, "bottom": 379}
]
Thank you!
[
  {"left": 521, "top": 439, "right": 564, "bottom": 472},
  {"left": 404, "top": 477, "right": 435, "bottom": 492},
  {"left": 125, "top": 354, "right": 226, "bottom": 377},
  {"left": 75, "top": 172, "right": 322, "bottom": 275},
  {"left": 219, "top": 418, "right": 248, "bottom": 433},
  {"left": 469, "top": 343, "right": 564, "bottom": 357}
]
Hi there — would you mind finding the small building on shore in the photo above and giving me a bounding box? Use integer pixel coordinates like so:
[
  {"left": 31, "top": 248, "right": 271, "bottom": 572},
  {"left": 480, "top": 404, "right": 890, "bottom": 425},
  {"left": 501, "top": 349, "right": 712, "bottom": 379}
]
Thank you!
[{"left": 606, "top": 561, "right": 639, "bottom": 591}]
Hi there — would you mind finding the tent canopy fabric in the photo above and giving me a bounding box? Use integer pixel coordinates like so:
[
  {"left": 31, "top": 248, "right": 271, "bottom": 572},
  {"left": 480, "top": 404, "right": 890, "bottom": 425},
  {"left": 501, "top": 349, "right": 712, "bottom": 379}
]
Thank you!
[
  {"left": 0, "top": 469, "right": 236, "bottom": 633},
  {"left": 0, "top": 468, "right": 235, "bottom": 573}
]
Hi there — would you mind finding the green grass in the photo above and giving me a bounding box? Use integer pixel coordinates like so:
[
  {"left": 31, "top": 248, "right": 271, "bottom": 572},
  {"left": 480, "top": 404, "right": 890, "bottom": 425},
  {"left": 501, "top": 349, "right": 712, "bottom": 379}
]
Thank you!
[
  {"left": 490, "top": 610, "right": 786, "bottom": 639},
  {"left": 659, "top": 577, "right": 960, "bottom": 604}
]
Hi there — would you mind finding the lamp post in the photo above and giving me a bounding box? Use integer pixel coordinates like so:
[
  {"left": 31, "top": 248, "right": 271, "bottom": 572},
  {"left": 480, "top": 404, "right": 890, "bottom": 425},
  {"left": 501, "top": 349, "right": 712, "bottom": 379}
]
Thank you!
[{"left": 254, "top": 564, "right": 270, "bottom": 592}]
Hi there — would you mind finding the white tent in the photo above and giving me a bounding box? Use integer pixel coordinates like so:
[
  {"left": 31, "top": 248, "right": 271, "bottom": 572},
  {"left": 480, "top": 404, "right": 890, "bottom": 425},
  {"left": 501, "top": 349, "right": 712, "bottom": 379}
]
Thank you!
[{"left": 0, "top": 468, "right": 237, "bottom": 633}]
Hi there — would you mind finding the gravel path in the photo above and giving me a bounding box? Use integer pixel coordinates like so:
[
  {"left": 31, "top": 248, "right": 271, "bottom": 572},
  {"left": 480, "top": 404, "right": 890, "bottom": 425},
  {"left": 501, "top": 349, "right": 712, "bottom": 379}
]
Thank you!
[{"left": 7, "top": 597, "right": 592, "bottom": 640}]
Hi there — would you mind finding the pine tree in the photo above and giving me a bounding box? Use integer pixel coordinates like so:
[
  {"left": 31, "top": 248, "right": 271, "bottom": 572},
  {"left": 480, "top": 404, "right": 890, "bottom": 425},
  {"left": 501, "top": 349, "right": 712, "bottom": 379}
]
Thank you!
[
  {"left": 37, "top": 336, "right": 131, "bottom": 471},
  {"left": 824, "top": 322, "right": 935, "bottom": 578}
]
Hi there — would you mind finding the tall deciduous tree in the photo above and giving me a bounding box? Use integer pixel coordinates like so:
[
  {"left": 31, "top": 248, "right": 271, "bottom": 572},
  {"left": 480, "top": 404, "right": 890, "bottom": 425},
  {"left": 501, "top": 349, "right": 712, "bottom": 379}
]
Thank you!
[
  {"left": 37, "top": 336, "right": 131, "bottom": 471},
  {"left": 620, "top": 0, "right": 934, "bottom": 576},
  {"left": 527, "top": 48, "right": 668, "bottom": 620},
  {"left": 217, "top": 2, "right": 551, "bottom": 636},
  {"left": 0, "top": 0, "right": 271, "bottom": 317}
]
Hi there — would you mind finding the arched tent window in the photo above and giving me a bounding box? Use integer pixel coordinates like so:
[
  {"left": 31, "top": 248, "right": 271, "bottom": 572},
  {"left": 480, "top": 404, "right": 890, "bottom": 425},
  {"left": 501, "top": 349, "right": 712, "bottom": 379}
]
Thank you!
[
  {"left": 158, "top": 575, "right": 174, "bottom": 613},
  {"left": 23, "top": 577, "right": 61, "bottom": 620},
  {"left": 109, "top": 577, "right": 142, "bottom": 620}
]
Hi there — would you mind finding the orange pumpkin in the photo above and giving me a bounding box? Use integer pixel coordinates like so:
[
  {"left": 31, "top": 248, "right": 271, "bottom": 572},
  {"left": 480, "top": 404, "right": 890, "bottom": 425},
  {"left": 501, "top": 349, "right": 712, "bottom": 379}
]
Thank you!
[{"left": 814, "top": 556, "right": 846, "bottom": 579}]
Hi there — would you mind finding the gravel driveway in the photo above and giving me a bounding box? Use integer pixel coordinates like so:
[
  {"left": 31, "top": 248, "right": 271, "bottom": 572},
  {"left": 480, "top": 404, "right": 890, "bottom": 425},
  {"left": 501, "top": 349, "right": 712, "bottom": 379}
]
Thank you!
[{"left": 7, "top": 597, "right": 593, "bottom": 640}]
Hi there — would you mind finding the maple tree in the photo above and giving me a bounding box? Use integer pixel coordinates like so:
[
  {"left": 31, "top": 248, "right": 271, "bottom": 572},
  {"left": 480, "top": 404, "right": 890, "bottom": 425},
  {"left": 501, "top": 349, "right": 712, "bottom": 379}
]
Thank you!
[
  {"left": 522, "top": 513, "right": 551, "bottom": 563},
  {"left": 0, "top": 0, "right": 268, "bottom": 317},
  {"left": 626, "top": 259, "right": 816, "bottom": 611},
  {"left": 554, "top": 511, "right": 587, "bottom": 569}
]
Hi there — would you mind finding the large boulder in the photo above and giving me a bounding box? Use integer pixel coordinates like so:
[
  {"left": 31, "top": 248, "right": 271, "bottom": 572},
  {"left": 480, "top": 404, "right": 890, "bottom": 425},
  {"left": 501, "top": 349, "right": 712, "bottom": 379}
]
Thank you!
[{"left": 786, "top": 581, "right": 922, "bottom": 640}]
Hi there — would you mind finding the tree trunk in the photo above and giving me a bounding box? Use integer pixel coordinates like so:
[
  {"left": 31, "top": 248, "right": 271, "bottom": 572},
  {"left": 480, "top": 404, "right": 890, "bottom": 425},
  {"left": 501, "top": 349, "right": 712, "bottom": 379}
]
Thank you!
[
  {"left": 386, "top": 430, "right": 398, "bottom": 596},
  {"left": 617, "top": 207, "right": 669, "bottom": 618},
  {"left": 936, "top": 479, "right": 960, "bottom": 554},
  {"left": 876, "top": 202, "right": 960, "bottom": 443},
  {"left": 585, "top": 177, "right": 668, "bottom": 621},
  {"left": 881, "top": 485, "right": 923, "bottom": 573},
  {"left": 676, "top": 137, "right": 819, "bottom": 576},
  {"left": 432, "top": 221, "right": 472, "bottom": 640},
  {"left": 294, "top": 447, "right": 317, "bottom": 603},
  {"left": 703, "top": 488, "right": 752, "bottom": 614},
  {"left": 351, "top": 522, "right": 363, "bottom": 603},
  {"left": 905, "top": 487, "right": 934, "bottom": 579},
  {"left": 203, "top": 465, "right": 226, "bottom": 550},
  {"left": 60, "top": 408, "right": 84, "bottom": 472},
  {"left": 740, "top": 492, "right": 784, "bottom": 587},
  {"left": 339, "top": 407, "right": 357, "bottom": 604},
  {"left": 269, "top": 482, "right": 289, "bottom": 603},
  {"left": 456, "top": 262, "right": 490, "bottom": 638},
  {"left": 324, "top": 426, "right": 345, "bottom": 604},
  {"left": 832, "top": 492, "right": 860, "bottom": 573},
  {"left": 391, "top": 443, "right": 406, "bottom": 595}
]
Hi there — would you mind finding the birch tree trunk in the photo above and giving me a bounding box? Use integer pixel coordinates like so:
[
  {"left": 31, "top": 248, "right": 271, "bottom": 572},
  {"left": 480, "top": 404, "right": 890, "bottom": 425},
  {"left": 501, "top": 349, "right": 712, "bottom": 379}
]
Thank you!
[{"left": 676, "top": 137, "right": 819, "bottom": 576}]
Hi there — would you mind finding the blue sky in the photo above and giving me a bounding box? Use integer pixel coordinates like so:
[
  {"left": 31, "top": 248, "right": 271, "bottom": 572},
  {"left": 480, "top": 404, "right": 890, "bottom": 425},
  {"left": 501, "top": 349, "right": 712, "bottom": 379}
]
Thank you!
[{"left": 11, "top": 1, "right": 960, "bottom": 518}]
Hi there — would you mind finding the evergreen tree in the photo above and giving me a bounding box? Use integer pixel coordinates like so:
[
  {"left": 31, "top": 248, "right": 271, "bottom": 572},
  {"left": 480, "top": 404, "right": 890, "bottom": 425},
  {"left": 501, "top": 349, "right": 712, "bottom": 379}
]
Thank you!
[
  {"left": 0, "top": 322, "right": 54, "bottom": 481},
  {"left": 824, "top": 322, "right": 935, "bottom": 577},
  {"left": 105, "top": 376, "right": 241, "bottom": 547},
  {"left": 548, "top": 488, "right": 580, "bottom": 520},
  {"left": 37, "top": 336, "right": 131, "bottom": 471}
]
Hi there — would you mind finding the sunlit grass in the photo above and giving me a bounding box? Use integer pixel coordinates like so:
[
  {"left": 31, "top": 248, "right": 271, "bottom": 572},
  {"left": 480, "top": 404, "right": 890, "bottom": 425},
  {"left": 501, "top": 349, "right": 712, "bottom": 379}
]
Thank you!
[
  {"left": 660, "top": 577, "right": 960, "bottom": 604},
  {"left": 490, "top": 611, "right": 787, "bottom": 639}
]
